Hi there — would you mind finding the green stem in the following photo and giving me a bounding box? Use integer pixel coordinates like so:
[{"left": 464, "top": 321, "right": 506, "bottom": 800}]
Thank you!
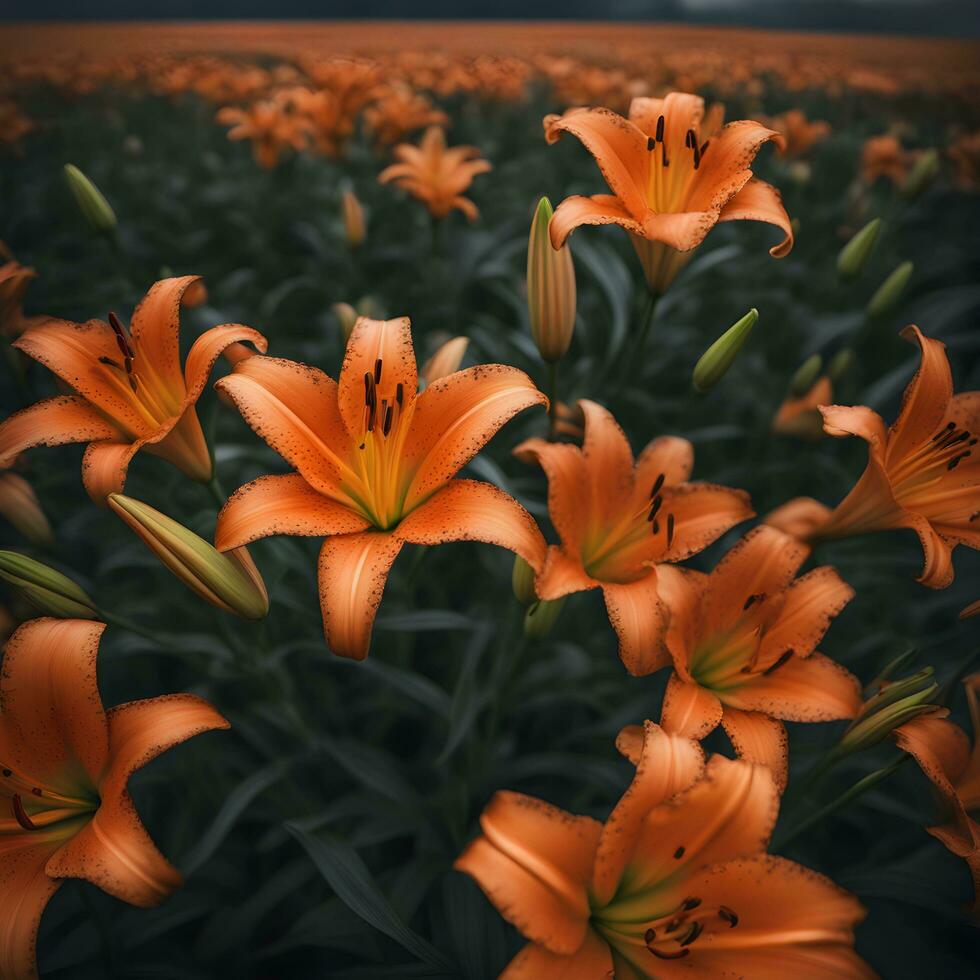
[
  {"left": 98, "top": 609, "right": 185, "bottom": 654},
  {"left": 206, "top": 473, "right": 226, "bottom": 508},
  {"left": 774, "top": 754, "right": 909, "bottom": 851},
  {"left": 545, "top": 360, "right": 559, "bottom": 440},
  {"left": 634, "top": 291, "right": 659, "bottom": 364}
]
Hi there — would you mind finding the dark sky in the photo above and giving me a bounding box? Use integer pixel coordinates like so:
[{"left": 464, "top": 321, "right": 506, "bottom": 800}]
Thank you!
[{"left": 1, "top": 0, "right": 978, "bottom": 36}]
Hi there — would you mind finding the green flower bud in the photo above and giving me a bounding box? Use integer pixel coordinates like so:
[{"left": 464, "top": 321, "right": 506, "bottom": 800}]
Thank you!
[
  {"left": 0, "top": 550, "right": 98, "bottom": 619},
  {"left": 789, "top": 353, "right": 823, "bottom": 396},
  {"left": 826, "top": 348, "right": 854, "bottom": 382},
  {"left": 523, "top": 597, "right": 565, "bottom": 640},
  {"left": 867, "top": 261, "right": 913, "bottom": 319},
  {"left": 331, "top": 302, "right": 358, "bottom": 342},
  {"left": 900, "top": 149, "right": 939, "bottom": 201},
  {"left": 511, "top": 555, "right": 537, "bottom": 605},
  {"left": 692, "top": 308, "right": 758, "bottom": 393},
  {"left": 64, "top": 164, "right": 117, "bottom": 235},
  {"left": 341, "top": 186, "right": 366, "bottom": 248},
  {"left": 836, "top": 218, "right": 882, "bottom": 282},
  {"left": 527, "top": 196, "right": 576, "bottom": 363},
  {"left": 108, "top": 494, "right": 269, "bottom": 620}
]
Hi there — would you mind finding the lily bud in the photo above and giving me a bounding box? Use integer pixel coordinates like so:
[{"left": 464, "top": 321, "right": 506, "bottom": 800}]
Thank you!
[
  {"left": 341, "top": 187, "right": 366, "bottom": 248},
  {"left": 421, "top": 336, "right": 469, "bottom": 386},
  {"left": 108, "top": 494, "right": 269, "bottom": 620},
  {"left": 511, "top": 555, "right": 537, "bottom": 605},
  {"left": 837, "top": 218, "right": 881, "bottom": 282},
  {"left": 692, "top": 308, "right": 758, "bottom": 393},
  {"left": 64, "top": 164, "right": 117, "bottom": 236},
  {"left": 826, "top": 348, "right": 854, "bottom": 382},
  {"left": 528, "top": 196, "right": 576, "bottom": 362},
  {"left": 523, "top": 597, "right": 565, "bottom": 640},
  {"left": 867, "top": 260, "right": 913, "bottom": 319},
  {"left": 900, "top": 149, "right": 939, "bottom": 201},
  {"left": 789, "top": 354, "right": 823, "bottom": 396},
  {"left": 331, "top": 302, "right": 358, "bottom": 342},
  {"left": 0, "top": 471, "right": 53, "bottom": 546},
  {"left": 0, "top": 550, "right": 98, "bottom": 619},
  {"left": 837, "top": 668, "right": 940, "bottom": 757}
]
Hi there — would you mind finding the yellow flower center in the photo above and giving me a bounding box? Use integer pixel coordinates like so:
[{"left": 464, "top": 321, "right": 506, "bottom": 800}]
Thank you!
[
  {"left": 888, "top": 420, "right": 977, "bottom": 508},
  {"left": 644, "top": 114, "right": 710, "bottom": 214},
  {"left": 2, "top": 759, "right": 98, "bottom": 838}
]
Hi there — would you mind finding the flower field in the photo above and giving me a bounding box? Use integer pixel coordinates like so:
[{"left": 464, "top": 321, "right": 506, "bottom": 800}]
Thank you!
[{"left": 0, "top": 20, "right": 979, "bottom": 979}]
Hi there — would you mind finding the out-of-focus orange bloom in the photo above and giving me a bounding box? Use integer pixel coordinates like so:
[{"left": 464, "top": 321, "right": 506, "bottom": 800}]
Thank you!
[
  {"left": 280, "top": 86, "right": 348, "bottom": 158},
  {"left": 0, "top": 617, "right": 229, "bottom": 978},
  {"left": 948, "top": 130, "right": 980, "bottom": 191},
  {"left": 420, "top": 335, "right": 468, "bottom": 385},
  {"left": 0, "top": 465, "right": 53, "bottom": 545},
  {"left": 216, "top": 97, "right": 311, "bottom": 169},
  {"left": 303, "top": 57, "right": 384, "bottom": 121},
  {"left": 363, "top": 83, "right": 448, "bottom": 148},
  {"left": 647, "top": 526, "right": 859, "bottom": 790},
  {"left": 456, "top": 722, "right": 872, "bottom": 978},
  {"left": 378, "top": 127, "right": 492, "bottom": 221},
  {"left": 962, "top": 599, "right": 980, "bottom": 619},
  {"left": 214, "top": 316, "right": 546, "bottom": 661},
  {"left": 0, "top": 243, "right": 47, "bottom": 338},
  {"left": 546, "top": 93, "right": 793, "bottom": 294},
  {"left": 769, "top": 326, "right": 978, "bottom": 588},
  {"left": 772, "top": 375, "right": 833, "bottom": 439},
  {"left": 0, "top": 99, "right": 34, "bottom": 147},
  {"left": 861, "top": 134, "right": 915, "bottom": 185},
  {"left": 770, "top": 108, "right": 830, "bottom": 159},
  {"left": 515, "top": 400, "right": 753, "bottom": 674},
  {"left": 893, "top": 674, "right": 980, "bottom": 912},
  {"left": 0, "top": 276, "right": 267, "bottom": 502}
]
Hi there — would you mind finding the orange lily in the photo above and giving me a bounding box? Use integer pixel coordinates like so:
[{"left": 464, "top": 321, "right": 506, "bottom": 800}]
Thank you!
[
  {"left": 214, "top": 316, "right": 547, "bottom": 660},
  {"left": 772, "top": 374, "right": 833, "bottom": 440},
  {"left": 0, "top": 244, "right": 47, "bottom": 339},
  {"left": 515, "top": 400, "right": 753, "bottom": 675},
  {"left": 771, "top": 109, "right": 831, "bottom": 160},
  {"left": 648, "top": 526, "right": 860, "bottom": 790},
  {"left": 892, "top": 674, "right": 980, "bottom": 912},
  {"left": 363, "top": 83, "right": 448, "bottom": 148},
  {"left": 0, "top": 276, "right": 267, "bottom": 503},
  {"left": 861, "top": 134, "right": 914, "bottom": 185},
  {"left": 456, "top": 721, "right": 872, "bottom": 978},
  {"left": 216, "top": 98, "right": 312, "bottom": 169},
  {"left": 0, "top": 617, "right": 228, "bottom": 978},
  {"left": 769, "top": 326, "right": 979, "bottom": 588},
  {"left": 378, "top": 126, "right": 492, "bottom": 221},
  {"left": 546, "top": 93, "right": 793, "bottom": 295}
]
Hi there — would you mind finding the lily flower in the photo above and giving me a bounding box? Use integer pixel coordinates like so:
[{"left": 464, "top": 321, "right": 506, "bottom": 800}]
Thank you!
[
  {"left": 648, "top": 526, "right": 861, "bottom": 790},
  {"left": 772, "top": 374, "right": 833, "bottom": 440},
  {"left": 892, "top": 674, "right": 980, "bottom": 912},
  {"left": 0, "top": 243, "right": 47, "bottom": 338},
  {"left": 515, "top": 400, "right": 753, "bottom": 675},
  {"left": 378, "top": 126, "right": 492, "bottom": 220},
  {"left": 769, "top": 326, "right": 979, "bottom": 588},
  {"left": 0, "top": 466, "right": 53, "bottom": 546},
  {"left": 214, "top": 316, "right": 547, "bottom": 660},
  {"left": 0, "top": 617, "right": 229, "bottom": 978},
  {"left": 216, "top": 98, "right": 312, "bottom": 169},
  {"left": 546, "top": 93, "right": 793, "bottom": 295},
  {"left": 0, "top": 277, "right": 267, "bottom": 503},
  {"left": 456, "top": 720, "right": 872, "bottom": 978},
  {"left": 771, "top": 109, "right": 831, "bottom": 160}
]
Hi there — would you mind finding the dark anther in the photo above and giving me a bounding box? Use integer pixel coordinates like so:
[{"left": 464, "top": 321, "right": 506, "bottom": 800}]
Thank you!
[
  {"left": 650, "top": 472, "right": 665, "bottom": 497},
  {"left": 655, "top": 115, "right": 665, "bottom": 141},
  {"left": 2, "top": 768, "right": 11, "bottom": 777},
  {"left": 12, "top": 793, "right": 37, "bottom": 831},
  {"left": 763, "top": 650, "right": 794, "bottom": 675},
  {"left": 648, "top": 496, "right": 663, "bottom": 522},
  {"left": 108, "top": 311, "right": 134, "bottom": 359},
  {"left": 98, "top": 356, "right": 121, "bottom": 368},
  {"left": 373, "top": 358, "right": 383, "bottom": 384},
  {"left": 31, "top": 787, "right": 42, "bottom": 796},
  {"left": 382, "top": 405, "right": 393, "bottom": 436},
  {"left": 971, "top": 511, "right": 980, "bottom": 522},
  {"left": 743, "top": 593, "right": 760, "bottom": 610},
  {"left": 700, "top": 140, "right": 710, "bottom": 157},
  {"left": 692, "top": 142, "right": 702, "bottom": 169},
  {"left": 719, "top": 905, "right": 739, "bottom": 928},
  {"left": 363, "top": 372, "right": 373, "bottom": 405},
  {"left": 395, "top": 382, "right": 404, "bottom": 406},
  {"left": 665, "top": 918, "right": 683, "bottom": 933},
  {"left": 679, "top": 921, "right": 704, "bottom": 947},
  {"left": 644, "top": 927, "right": 657, "bottom": 945},
  {"left": 683, "top": 897, "right": 701, "bottom": 909},
  {"left": 674, "top": 845, "right": 685, "bottom": 859},
  {"left": 649, "top": 947, "right": 690, "bottom": 960},
  {"left": 932, "top": 421, "right": 956, "bottom": 440},
  {"left": 647, "top": 136, "right": 656, "bottom": 151},
  {"left": 652, "top": 518, "right": 660, "bottom": 535},
  {"left": 666, "top": 513, "right": 675, "bottom": 547},
  {"left": 685, "top": 130, "right": 693, "bottom": 147},
  {"left": 948, "top": 452, "right": 971, "bottom": 470}
]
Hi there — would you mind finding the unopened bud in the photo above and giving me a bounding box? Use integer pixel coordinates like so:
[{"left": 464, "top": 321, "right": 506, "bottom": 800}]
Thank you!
[
  {"left": 900, "top": 149, "right": 939, "bottom": 201},
  {"left": 524, "top": 597, "right": 564, "bottom": 639},
  {"left": 0, "top": 550, "right": 98, "bottom": 619},
  {"left": 421, "top": 336, "right": 468, "bottom": 386},
  {"left": 511, "top": 555, "right": 537, "bottom": 605},
  {"left": 64, "top": 164, "right": 117, "bottom": 236},
  {"left": 789, "top": 354, "right": 823, "bottom": 396},
  {"left": 0, "top": 472, "right": 53, "bottom": 546},
  {"left": 837, "top": 218, "right": 881, "bottom": 282},
  {"left": 692, "top": 308, "right": 758, "bottom": 393},
  {"left": 826, "top": 349, "right": 853, "bottom": 382},
  {"left": 837, "top": 668, "right": 940, "bottom": 757},
  {"left": 341, "top": 187, "right": 366, "bottom": 248},
  {"left": 331, "top": 302, "right": 358, "bottom": 341},
  {"left": 867, "top": 261, "right": 913, "bottom": 319},
  {"left": 528, "top": 196, "right": 576, "bottom": 362},
  {"left": 108, "top": 494, "right": 269, "bottom": 620},
  {"left": 356, "top": 295, "right": 386, "bottom": 321}
]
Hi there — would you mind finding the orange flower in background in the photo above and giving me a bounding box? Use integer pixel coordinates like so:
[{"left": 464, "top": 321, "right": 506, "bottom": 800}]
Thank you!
[
  {"left": 768, "top": 326, "right": 978, "bottom": 588},
  {"left": 0, "top": 243, "right": 47, "bottom": 338},
  {"left": 546, "top": 93, "right": 793, "bottom": 294},
  {"left": 0, "top": 276, "right": 267, "bottom": 503},
  {"left": 378, "top": 126, "right": 492, "bottom": 220},
  {"left": 771, "top": 108, "right": 831, "bottom": 159},
  {"left": 456, "top": 721, "right": 872, "bottom": 978},
  {"left": 962, "top": 600, "right": 980, "bottom": 619},
  {"left": 893, "top": 674, "right": 980, "bottom": 911},
  {"left": 216, "top": 97, "right": 312, "bottom": 169},
  {"left": 861, "top": 134, "right": 915, "bottom": 185},
  {"left": 0, "top": 617, "right": 229, "bottom": 978},
  {"left": 772, "top": 374, "right": 833, "bottom": 439},
  {"left": 0, "top": 466, "right": 52, "bottom": 546},
  {"left": 281, "top": 86, "right": 348, "bottom": 158},
  {"left": 214, "top": 316, "right": 547, "bottom": 661},
  {"left": 363, "top": 83, "right": 448, "bottom": 148},
  {"left": 0, "top": 99, "right": 34, "bottom": 147},
  {"left": 648, "top": 526, "right": 860, "bottom": 790},
  {"left": 948, "top": 130, "right": 980, "bottom": 191},
  {"left": 515, "top": 400, "right": 753, "bottom": 674}
]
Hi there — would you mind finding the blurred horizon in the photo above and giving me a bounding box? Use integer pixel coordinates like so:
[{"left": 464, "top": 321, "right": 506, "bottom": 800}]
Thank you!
[{"left": 2, "top": 0, "right": 979, "bottom": 38}]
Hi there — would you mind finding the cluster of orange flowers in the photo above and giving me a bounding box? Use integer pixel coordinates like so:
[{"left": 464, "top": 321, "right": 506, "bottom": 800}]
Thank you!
[{"left": 0, "top": 64, "right": 978, "bottom": 975}]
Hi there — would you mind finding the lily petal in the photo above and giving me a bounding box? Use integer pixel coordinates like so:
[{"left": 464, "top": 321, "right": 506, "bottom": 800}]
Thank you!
[
  {"left": 81, "top": 439, "right": 142, "bottom": 502},
  {"left": 900, "top": 510, "right": 956, "bottom": 588},
  {"left": 129, "top": 276, "right": 201, "bottom": 395},
  {"left": 535, "top": 546, "right": 599, "bottom": 601},
  {"left": 501, "top": 933, "right": 613, "bottom": 980},
  {"left": 549, "top": 194, "right": 645, "bottom": 249},
  {"left": 317, "top": 532, "right": 403, "bottom": 660},
  {"left": 721, "top": 708, "right": 790, "bottom": 792},
  {"left": 654, "top": 482, "right": 754, "bottom": 562},
  {"left": 820, "top": 404, "right": 888, "bottom": 450},
  {"left": 661, "top": 673, "right": 724, "bottom": 739},
  {"left": 718, "top": 178, "right": 794, "bottom": 257},
  {"left": 183, "top": 323, "right": 268, "bottom": 402},
  {"left": 601, "top": 573, "right": 670, "bottom": 676},
  {"left": 635, "top": 435, "right": 694, "bottom": 489}
]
